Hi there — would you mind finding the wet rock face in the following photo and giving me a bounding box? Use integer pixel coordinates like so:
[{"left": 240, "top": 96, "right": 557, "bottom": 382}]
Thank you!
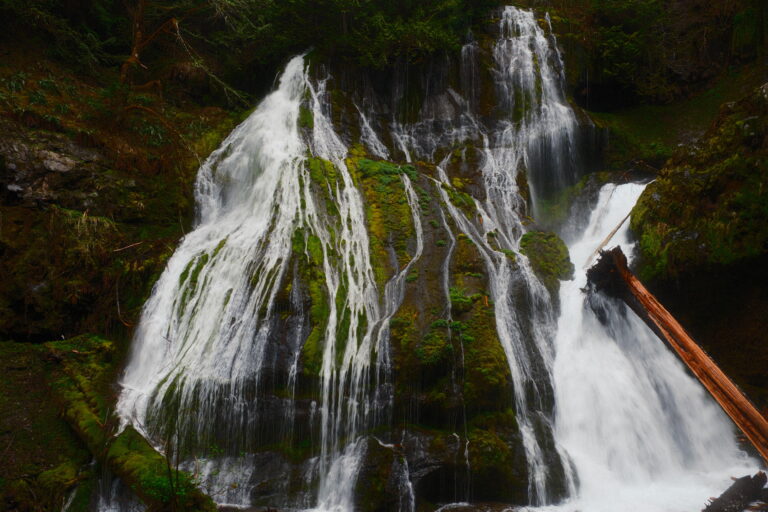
[
  {"left": 0, "top": 120, "right": 110, "bottom": 209},
  {"left": 354, "top": 425, "right": 530, "bottom": 511}
]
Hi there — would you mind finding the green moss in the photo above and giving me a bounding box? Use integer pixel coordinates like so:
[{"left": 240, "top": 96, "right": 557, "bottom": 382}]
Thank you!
[
  {"left": 298, "top": 106, "right": 314, "bottom": 130},
  {"left": 307, "top": 156, "right": 338, "bottom": 188},
  {"left": 631, "top": 82, "right": 768, "bottom": 279},
  {"left": 500, "top": 249, "right": 517, "bottom": 262},
  {"left": 453, "top": 234, "right": 484, "bottom": 275},
  {"left": 107, "top": 426, "right": 216, "bottom": 511},
  {"left": 519, "top": 231, "right": 574, "bottom": 295},
  {"left": 465, "top": 408, "right": 527, "bottom": 502},
  {"left": 66, "top": 471, "right": 97, "bottom": 512},
  {"left": 349, "top": 156, "right": 418, "bottom": 284},
  {"left": 441, "top": 183, "right": 477, "bottom": 218},
  {"left": 306, "top": 234, "right": 324, "bottom": 267},
  {"left": 293, "top": 228, "right": 331, "bottom": 378},
  {"left": 40, "top": 335, "right": 216, "bottom": 512},
  {"left": 415, "top": 330, "right": 452, "bottom": 365},
  {"left": 535, "top": 172, "right": 609, "bottom": 228},
  {"left": 461, "top": 302, "right": 511, "bottom": 410},
  {"left": 212, "top": 237, "right": 228, "bottom": 258},
  {"left": 177, "top": 251, "right": 212, "bottom": 314},
  {"left": 356, "top": 158, "right": 416, "bottom": 183},
  {"left": 178, "top": 258, "right": 195, "bottom": 286},
  {"left": 0, "top": 341, "right": 91, "bottom": 493},
  {"left": 449, "top": 286, "right": 480, "bottom": 314}
]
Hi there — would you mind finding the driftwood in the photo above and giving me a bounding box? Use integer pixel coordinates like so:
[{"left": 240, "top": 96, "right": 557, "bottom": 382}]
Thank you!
[
  {"left": 583, "top": 210, "right": 631, "bottom": 269},
  {"left": 587, "top": 246, "right": 768, "bottom": 465},
  {"left": 704, "top": 472, "right": 766, "bottom": 512}
]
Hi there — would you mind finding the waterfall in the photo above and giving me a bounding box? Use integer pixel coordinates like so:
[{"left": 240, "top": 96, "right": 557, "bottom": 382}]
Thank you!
[
  {"left": 115, "top": 55, "right": 418, "bottom": 510},
  {"left": 544, "top": 182, "right": 755, "bottom": 512},
  {"left": 490, "top": 7, "right": 580, "bottom": 219},
  {"left": 380, "top": 6, "right": 581, "bottom": 503},
  {"left": 110, "top": 4, "right": 758, "bottom": 512},
  {"left": 117, "top": 56, "right": 309, "bottom": 457}
]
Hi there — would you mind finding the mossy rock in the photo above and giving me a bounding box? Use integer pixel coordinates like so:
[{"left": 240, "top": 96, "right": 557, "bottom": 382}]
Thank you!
[
  {"left": 631, "top": 83, "right": 768, "bottom": 280},
  {"left": 519, "top": 231, "right": 574, "bottom": 295},
  {"left": 44, "top": 335, "right": 217, "bottom": 512},
  {"left": 466, "top": 410, "right": 528, "bottom": 503},
  {"left": 353, "top": 438, "right": 400, "bottom": 512},
  {"left": 535, "top": 171, "right": 613, "bottom": 229},
  {"left": 0, "top": 340, "right": 93, "bottom": 512},
  {"left": 349, "top": 156, "right": 418, "bottom": 285},
  {"left": 460, "top": 301, "right": 514, "bottom": 413}
]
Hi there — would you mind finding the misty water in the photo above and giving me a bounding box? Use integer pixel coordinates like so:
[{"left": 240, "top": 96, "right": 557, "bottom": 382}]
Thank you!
[{"left": 100, "top": 5, "right": 759, "bottom": 512}]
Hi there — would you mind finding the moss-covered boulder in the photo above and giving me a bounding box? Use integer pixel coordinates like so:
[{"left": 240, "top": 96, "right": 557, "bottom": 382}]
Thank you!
[
  {"left": 519, "top": 231, "right": 574, "bottom": 295},
  {"left": 631, "top": 82, "right": 768, "bottom": 280},
  {"left": 466, "top": 410, "right": 528, "bottom": 504},
  {"left": 0, "top": 341, "right": 91, "bottom": 512},
  {"left": 46, "top": 335, "right": 216, "bottom": 512}
]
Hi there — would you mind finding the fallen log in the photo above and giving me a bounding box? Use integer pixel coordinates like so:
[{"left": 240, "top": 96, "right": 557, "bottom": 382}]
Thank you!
[
  {"left": 704, "top": 471, "right": 766, "bottom": 512},
  {"left": 587, "top": 246, "right": 768, "bottom": 465},
  {"left": 47, "top": 336, "right": 217, "bottom": 512}
]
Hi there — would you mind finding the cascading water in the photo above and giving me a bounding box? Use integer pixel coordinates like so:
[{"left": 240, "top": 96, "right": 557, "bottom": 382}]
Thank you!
[
  {"left": 490, "top": 7, "right": 580, "bottom": 218},
  {"left": 115, "top": 55, "right": 426, "bottom": 511},
  {"left": 108, "top": 4, "right": 759, "bottom": 512},
  {"left": 541, "top": 182, "right": 756, "bottom": 512},
  {"left": 378, "top": 7, "right": 581, "bottom": 503}
]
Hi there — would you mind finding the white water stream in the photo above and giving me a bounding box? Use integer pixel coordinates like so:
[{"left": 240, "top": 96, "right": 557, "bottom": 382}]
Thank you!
[
  {"left": 540, "top": 182, "right": 756, "bottom": 512},
  {"left": 105, "top": 5, "right": 760, "bottom": 512}
]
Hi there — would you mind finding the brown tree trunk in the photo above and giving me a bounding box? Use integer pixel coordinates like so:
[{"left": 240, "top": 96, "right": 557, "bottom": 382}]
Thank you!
[
  {"left": 588, "top": 247, "right": 768, "bottom": 465},
  {"left": 121, "top": 0, "right": 146, "bottom": 84}
]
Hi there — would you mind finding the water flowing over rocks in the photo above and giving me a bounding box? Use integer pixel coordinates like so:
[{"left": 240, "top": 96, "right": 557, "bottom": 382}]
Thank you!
[{"left": 98, "top": 6, "right": 761, "bottom": 512}]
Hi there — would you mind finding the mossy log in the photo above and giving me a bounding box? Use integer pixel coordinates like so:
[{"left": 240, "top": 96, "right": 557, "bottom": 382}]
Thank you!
[
  {"left": 587, "top": 247, "right": 768, "bottom": 465},
  {"left": 51, "top": 348, "right": 216, "bottom": 512}
]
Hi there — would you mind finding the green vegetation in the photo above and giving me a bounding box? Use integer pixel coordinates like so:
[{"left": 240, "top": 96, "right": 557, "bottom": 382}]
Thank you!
[
  {"left": 519, "top": 231, "right": 574, "bottom": 295},
  {"left": 441, "top": 183, "right": 477, "bottom": 218},
  {"left": 449, "top": 286, "right": 483, "bottom": 314},
  {"left": 589, "top": 63, "right": 767, "bottom": 169},
  {"left": 350, "top": 157, "right": 418, "bottom": 286},
  {"left": 293, "top": 230, "right": 330, "bottom": 377},
  {"left": 466, "top": 409, "right": 527, "bottom": 502},
  {"left": 268, "top": 0, "right": 503, "bottom": 68},
  {"left": 0, "top": 341, "right": 90, "bottom": 511},
  {"left": 0, "top": 55, "right": 237, "bottom": 341},
  {"left": 460, "top": 301, "right": 511, "bottom": 411},
  {"left": 0, "top": 0, "right": 505, "bottom": 91},
  {"left": 49, "top": 335, "right": 216, "bottom": 511},
  {"left": 1, "top": 0, "right": 767, "bottom": 506},
  {"left": 631, "top": 82, "right": 768, "bottom": 280},
  {"left": 299, "top": 106, "right": 314, "bottom": 130},
  {"left": 549, "top": 0, "right": 766, "bottom": 106},
  {"left": 1, "top": 335, "right": 216, "bottom": 511},
  {"left": 536, "top": 172, "right": 610, "bottom": 227}
]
